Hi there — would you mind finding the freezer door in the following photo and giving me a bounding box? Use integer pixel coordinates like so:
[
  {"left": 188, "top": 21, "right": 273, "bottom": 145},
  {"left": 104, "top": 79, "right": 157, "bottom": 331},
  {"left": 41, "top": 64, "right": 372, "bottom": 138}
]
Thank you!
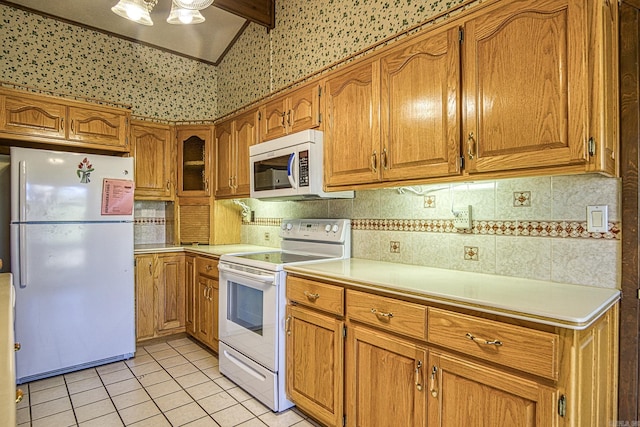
[
  {"left": 10, "top": 147, "right": 134, "bottom": 223},
  {"left": 12, "top": 222, "right": 135, "bottom": 382}
]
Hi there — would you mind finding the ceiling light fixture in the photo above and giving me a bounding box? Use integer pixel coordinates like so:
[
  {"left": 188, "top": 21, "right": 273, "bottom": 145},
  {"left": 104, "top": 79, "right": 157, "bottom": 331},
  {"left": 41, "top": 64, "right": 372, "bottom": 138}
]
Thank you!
[
  {"left": 174, "top": 0, "right": 214, "bottom": 9},
  {"left": 111, "top": 0, "right": 211, "bottom": 26},
  {"left": 111, "top": 0, "right": 157, "bottom": 26},
  {"left": 167, "top": 1, "right": 205, "bottom": 24}
]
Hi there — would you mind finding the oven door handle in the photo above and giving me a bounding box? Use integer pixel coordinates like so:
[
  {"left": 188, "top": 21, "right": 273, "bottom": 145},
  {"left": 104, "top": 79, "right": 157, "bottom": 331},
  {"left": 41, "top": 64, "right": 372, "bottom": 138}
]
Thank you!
[{"left": 218, "top": 264, "right": 276, "bottom": 284}]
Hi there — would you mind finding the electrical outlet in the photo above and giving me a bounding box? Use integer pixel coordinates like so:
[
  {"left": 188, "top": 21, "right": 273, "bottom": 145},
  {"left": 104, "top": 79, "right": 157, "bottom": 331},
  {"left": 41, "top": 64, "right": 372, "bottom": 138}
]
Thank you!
[
  {"left": 453, "top": 206, "right": 472, "bottom": 229},
  {"left": 264, "top": 232, "right": 271, "bottom": 241}
]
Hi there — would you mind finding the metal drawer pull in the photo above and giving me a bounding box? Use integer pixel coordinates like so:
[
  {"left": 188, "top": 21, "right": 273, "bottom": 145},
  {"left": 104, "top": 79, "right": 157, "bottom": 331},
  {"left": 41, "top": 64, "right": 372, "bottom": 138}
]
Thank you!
[
  {"left": 303, "top": 291, "right": 320, "bottom": 301},
  {"left": 415, "top": 360, "right": 423, "bottom": 391},
  {"left": 371, "top": 308, "right": 393, "bottom": 319},
  {"left": 466, "top": 332, "right": 503, "bottom": 346}
]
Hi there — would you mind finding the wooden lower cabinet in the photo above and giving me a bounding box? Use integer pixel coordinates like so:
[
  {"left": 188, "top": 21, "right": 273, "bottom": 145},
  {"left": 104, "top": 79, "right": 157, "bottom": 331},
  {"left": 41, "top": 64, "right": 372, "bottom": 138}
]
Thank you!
[
  {"left": 189, "top": 256, "right": 219, "bottom": 352},
  {"left": 285, "top": 304, "right": 344, "bottom": 427},
  {"left": 185, "top": 255, "right": 196, "bottom": 335},
  {"left": 134, "top": 253, "right": 186, "bottom": 342},
  {"left": 345, "top": 324, "right": 427, "bottom": 427},
  {"left": 284, "top": 274, "right": 618, "bottom": 427},
  {"left": 427, "top": 351, "right": 556, "bottom": 427}
]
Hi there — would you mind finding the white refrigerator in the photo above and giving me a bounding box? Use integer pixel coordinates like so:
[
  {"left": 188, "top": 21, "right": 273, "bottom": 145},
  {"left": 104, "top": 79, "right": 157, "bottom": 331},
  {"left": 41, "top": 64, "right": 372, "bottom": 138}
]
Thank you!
[{"left": 10, "top": 147, "right": 136, "bottom": 384}]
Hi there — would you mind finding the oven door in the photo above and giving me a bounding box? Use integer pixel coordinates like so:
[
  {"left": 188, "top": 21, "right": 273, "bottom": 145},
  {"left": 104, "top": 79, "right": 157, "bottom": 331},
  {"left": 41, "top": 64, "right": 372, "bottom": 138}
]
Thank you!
[{"left": 218, "top": 262, "right": 279, "bottom": 371}]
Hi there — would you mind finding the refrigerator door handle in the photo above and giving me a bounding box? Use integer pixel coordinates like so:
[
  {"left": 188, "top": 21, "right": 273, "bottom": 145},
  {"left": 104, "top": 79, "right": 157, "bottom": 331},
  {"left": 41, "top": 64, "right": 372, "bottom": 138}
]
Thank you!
[
  {"left": 19, "top": 160, "right": 27, "bottom": 222},
  {"left": 18, "top": 224, "right": 27, "bottom": 288}
]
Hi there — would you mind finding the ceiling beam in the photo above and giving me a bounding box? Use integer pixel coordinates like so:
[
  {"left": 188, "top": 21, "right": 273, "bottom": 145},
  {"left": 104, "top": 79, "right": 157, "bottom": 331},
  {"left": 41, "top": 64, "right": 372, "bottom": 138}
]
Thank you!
[{"left": 214, "top": 0, "right": 274, "bottom": 29}]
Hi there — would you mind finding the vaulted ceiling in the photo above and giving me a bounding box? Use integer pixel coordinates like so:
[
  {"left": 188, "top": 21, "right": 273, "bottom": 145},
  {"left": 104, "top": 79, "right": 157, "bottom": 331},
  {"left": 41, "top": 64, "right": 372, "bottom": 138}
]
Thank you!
[{"left": 0, "top": 0, "right": 275, "bottom": 65}]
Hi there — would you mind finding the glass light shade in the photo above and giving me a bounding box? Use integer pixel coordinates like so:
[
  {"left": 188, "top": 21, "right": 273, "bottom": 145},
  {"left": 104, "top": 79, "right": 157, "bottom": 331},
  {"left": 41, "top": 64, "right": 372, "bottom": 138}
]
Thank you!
[
  {"left": 111, "top": 0, "right": 154, "bottom": 26},
  {"left": 167, "top": 2, "right": 205, "bottom": 24},
  {"left": 174, "top": 0, "right": 213, "bottom": 10}
]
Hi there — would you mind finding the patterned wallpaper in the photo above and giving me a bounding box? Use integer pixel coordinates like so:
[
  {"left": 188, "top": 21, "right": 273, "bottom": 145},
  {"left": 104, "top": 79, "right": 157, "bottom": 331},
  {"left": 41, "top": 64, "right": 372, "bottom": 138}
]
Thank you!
[
  {"left": 217, "top": 0, "right": 471, "bottom": 114},
  {"left": 0, "top": 4, "right": 217, "bottom": 120}
]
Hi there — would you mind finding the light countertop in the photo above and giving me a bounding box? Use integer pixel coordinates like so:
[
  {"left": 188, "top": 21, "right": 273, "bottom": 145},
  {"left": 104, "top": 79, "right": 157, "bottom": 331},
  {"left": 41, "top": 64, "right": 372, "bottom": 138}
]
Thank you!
[
  {"left": 284, "top": 258, "right": 620, "bottom": 330},
  {"left": 134, "top": 243, "right": 276, "bottom": 257},
  {"left": 0, "top": 273, "right": 15, "bottom": 427}
]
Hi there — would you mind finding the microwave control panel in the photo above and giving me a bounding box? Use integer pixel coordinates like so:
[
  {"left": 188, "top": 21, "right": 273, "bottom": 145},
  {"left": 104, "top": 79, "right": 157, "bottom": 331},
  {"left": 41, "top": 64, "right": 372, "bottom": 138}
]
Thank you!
[{"left": 298, "top": 150, "right": 309, "bottom": 187}]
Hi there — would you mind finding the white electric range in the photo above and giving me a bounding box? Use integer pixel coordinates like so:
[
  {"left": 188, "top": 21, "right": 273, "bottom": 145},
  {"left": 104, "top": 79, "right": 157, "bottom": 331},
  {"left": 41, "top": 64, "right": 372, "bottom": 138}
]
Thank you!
[{"left": 217, "top": 219, "right": 351, "bottom": 412}]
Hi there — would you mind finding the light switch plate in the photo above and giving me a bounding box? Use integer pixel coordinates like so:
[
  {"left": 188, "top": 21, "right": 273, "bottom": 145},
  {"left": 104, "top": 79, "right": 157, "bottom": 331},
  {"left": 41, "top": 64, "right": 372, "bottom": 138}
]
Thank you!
[
  {"left": 453, "top": 206, "right": 472, "bottom": 229},
  {"left": 587, "top": 205, "right": 608, "bottom": 233}
]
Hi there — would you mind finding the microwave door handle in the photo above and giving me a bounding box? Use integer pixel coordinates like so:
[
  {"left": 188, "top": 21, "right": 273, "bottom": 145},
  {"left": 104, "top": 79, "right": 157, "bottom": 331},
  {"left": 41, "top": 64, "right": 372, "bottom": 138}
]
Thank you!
[{"left": 287, "top": 152, "right": 297, "bottom": 189}]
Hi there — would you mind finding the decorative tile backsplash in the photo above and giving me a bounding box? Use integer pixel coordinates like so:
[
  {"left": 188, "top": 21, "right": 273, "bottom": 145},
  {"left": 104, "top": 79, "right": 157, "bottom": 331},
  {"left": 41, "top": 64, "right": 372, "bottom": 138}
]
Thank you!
[{"left": 239, "top": 174, "right": 622, "bottom": 289}]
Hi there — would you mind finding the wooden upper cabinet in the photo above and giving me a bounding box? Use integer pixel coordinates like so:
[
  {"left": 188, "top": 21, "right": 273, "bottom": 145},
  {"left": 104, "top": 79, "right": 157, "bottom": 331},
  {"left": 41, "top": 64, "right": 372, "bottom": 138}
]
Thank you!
[
  {"left": 131, "top": 121, "right": 174, "bottom": 200},
  {"left": 324, "top": 58, "right": 380, "bottom": 188},
  {"left": 215, "top": 119, "right": 234, "bottom": 198},
  {"left": 67, "top": 106, "right": 129, "bottom": 150},
  {"left": 0, "top": 88, "right": 130, "bottom": 152},
  {"left": 215, "top": 108, "right": 258, "bottom": 198},
  {"left": 1, "top": 93, "right": 67, "bottom": 139},
  {"left": 177, "top": 125, "right": 212, "bottom": 197},
  {"left": 381, "top": 26, "right": 462, "bottom": 181},
  {"left": 586, "top": 0, "right": 618, "bottom": 176},
  {"left": 260, "top": 83, "right": 320, "bottom": 142},
  {"left": 462, "top": 0, "right": 587, "bottom": 174}
]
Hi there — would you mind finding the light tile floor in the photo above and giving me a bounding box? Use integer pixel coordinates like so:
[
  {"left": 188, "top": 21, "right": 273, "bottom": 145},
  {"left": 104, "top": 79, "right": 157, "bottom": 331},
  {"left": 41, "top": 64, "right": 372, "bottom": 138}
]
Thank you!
[{"left": 16, "top": 336, "right": 320, "bottom": 427}]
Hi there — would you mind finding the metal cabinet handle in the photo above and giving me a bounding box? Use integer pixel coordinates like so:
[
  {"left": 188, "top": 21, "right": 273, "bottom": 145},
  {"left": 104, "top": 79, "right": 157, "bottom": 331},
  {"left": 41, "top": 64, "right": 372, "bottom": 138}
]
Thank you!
[
  {"left": 148, "top": 262, "right": 153, "bottom": 276},
  {"left": 467, "top": 132, "right": 475, "bottom": 160},
  {"left": 465, "top": 332, "right": 503, "bottom": 346},
  {"left": 430, "top": 366, "right": 438, "bottom": 397},
  {"left": 285, "top": 315, "right": 292, "bottom": 336},
  {"left": 14, "top": 343, "right": 20, "bottom": 351},
  {"left": 166, "top": 180, "right": 170, "bottom": 190},
  {"left": 60, "top": 117, "right": 64, "bottom": 131},
  {"left": 382, "top": 147, "right": 388, "bottom": 170},
  {"left": 287, "top": 110, "right": 291, "bottom": 127},
  {"left": 371, "top": 150, "right": 378, "bottom": 173},
  {"left": 206, "top": 265, "right": 213, "bottom": 271},
  {"left": 204, "top": 178, "right": 209, "bottom": 192},
  {"left": 370, "top": 308, "right": 393, "bottom": 320},
  {"left": 415, "top": 360, "right": 423, "bottom": 391},
  {"left": 16, "top": 389, "right": 23, "bottom": 403},
  {"left": 303, "top": 291, "right": 320, "bottom": 301},
  {"left": 281, "top": 112, "right": 286, "bottom": 128}
]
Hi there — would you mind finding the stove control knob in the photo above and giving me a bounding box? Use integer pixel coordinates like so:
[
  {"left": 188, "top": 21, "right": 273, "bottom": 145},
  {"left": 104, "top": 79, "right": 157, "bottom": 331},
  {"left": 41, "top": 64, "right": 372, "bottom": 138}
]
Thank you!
[
  {"left": 281, "top": 223, "right": 287, "bottom": 230},
  {"left": 332, "top": 224, "right": 340, "bottom": 233},
  {"left": 285, "top": 223, "right": 293, "bottom": 231},
  {"left": 325, "top": 224, "right": 332, "bottom": 233}
]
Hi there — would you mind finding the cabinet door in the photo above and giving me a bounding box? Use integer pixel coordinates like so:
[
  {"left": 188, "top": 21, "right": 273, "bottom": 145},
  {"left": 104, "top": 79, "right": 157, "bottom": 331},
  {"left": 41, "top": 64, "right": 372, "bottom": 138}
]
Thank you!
[
  {"left": 428, "top": 351, "right": 556, "bottom": 427},
  {"left": 381, "top": 26, "right": 461, "bottom": 181},
  {"left": 185, "top": 256, "right": 196, "bottom": 336},
  {"left": 463, "top": 0, "right": 587, "bottom": 173},
  {"left": 261, "top": 96, "right": 287, "bottom": 141},
  {"left": 233, "top": 109, "right": 258, "bottom": 197},
  {"left": 215, "top": 119, "right": 234, "bottom": 198},
  {"left": 177, "top": 126, "right": 212, "bottom": 197},
  {"left": 346, "top": 324, "right": 427, "bottom": 427},
  {"left": 286, "top": 305, "right": 344, "bottom": 427},
  {"left": 196, "top": 275, "right": 214, "bottom": 346},
  {"left": 324, "top": 59, "right": 381, "bottom": 187},
  {"left": 156, "top": 254, "right": 186, "bottom": 332},
  {"left": 67, "top": 106, "right": 129, "bottom": 150},
  {"left": 0, "top": 94, "right": 66, "bottom": 139},
  {"left": 131, "top": 122, "right": 174, "bottom": 200},
  {"left": 288, "top": 83, "right": 320, "bottom": 134},
  {"left": 134, "top": 254, "right": 155, "bottom": 341}
]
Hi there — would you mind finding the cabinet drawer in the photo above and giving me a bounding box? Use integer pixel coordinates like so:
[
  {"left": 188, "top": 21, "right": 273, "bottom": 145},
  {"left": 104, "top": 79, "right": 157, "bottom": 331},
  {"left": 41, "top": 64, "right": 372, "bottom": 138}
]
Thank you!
[
  {"left": 196, "top": 257, "right": 218, "bottom": 277},
  {"left": 427, "top": 307, "right": 559, "bottom": 380},
  {"left": 346, "top": 290, "right": 427, "bottom": 341},
  {"left": 287, "top": 276, "right": 344, "bottom": 316}
]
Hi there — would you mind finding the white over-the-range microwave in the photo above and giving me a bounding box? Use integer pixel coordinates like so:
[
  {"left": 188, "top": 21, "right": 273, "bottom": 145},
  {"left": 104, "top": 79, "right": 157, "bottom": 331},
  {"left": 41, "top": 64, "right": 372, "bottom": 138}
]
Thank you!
[{"left": 249, "top": 129, "right": 354, "bottom": 200}]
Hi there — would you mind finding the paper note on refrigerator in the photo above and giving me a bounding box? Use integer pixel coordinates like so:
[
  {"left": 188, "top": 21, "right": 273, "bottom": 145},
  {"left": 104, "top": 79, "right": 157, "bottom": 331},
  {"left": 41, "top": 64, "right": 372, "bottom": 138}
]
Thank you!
[{"left": 101, "top": 179, "right": 134, "bottom": 215}]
